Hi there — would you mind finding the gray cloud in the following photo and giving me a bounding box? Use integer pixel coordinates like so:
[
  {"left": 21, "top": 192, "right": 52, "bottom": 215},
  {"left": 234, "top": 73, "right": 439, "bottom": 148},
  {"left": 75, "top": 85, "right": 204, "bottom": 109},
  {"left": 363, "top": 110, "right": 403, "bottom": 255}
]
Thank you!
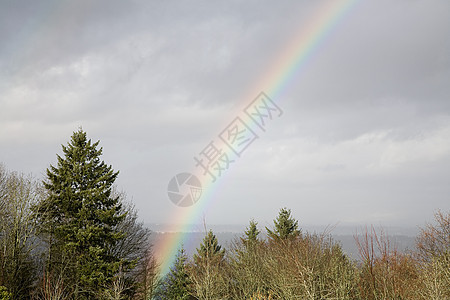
[{"left": 1, "top": 0, "right": 449, "bottom": 228}]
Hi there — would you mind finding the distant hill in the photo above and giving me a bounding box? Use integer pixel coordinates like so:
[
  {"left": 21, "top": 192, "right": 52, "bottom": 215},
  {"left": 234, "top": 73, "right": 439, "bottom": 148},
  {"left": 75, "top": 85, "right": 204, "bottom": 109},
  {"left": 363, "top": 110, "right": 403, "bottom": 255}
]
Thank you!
[{"left": 146, "top": 223, "right": 417, "bottom": 261}]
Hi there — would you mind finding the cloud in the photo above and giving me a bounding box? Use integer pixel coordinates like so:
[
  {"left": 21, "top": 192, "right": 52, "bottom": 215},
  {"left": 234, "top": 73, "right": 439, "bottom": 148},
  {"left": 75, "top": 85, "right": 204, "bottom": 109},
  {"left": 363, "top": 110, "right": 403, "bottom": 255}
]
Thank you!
[{"left": 0, "top": 0, "right": 449, "bottom": 226}]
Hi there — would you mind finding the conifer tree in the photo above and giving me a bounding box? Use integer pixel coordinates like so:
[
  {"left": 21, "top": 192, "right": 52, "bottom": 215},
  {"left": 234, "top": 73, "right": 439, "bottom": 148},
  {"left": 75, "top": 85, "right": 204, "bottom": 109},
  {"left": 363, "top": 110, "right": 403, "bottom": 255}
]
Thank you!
[
  {"left": 193, "top": 230, "right": 225, "bottom": 264},
  {"left": 266, "top": 208, "right": 300, "bottom": 240},
  {"left": 191, "top": 230, "right": 227, "bottom": 299},
  {"left": 243, "top": 219, "right": 260, "bottom": 244},
  {"left": 159, "top": 247, "right": 193, "bottom": 300},
  {"left": 35, "top": 129, "right": 127, "bottom": 299}
]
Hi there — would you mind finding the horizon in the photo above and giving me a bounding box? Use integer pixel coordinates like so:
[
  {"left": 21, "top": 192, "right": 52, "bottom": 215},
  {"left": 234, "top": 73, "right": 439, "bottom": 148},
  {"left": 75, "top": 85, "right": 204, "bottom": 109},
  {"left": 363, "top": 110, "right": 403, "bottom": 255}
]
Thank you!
[
  {"left": 144, "top": 221, "right": 422, "bottom": 237},
  {"left": 1, "top": 0, "right": 449, "bottom": 246}
]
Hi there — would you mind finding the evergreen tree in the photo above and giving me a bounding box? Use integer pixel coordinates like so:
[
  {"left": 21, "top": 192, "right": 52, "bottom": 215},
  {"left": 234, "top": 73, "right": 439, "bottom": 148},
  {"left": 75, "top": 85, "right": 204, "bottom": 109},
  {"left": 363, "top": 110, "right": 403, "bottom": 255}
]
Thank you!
[
  {"left": 242, "top": 219, "right": 260, "bottom": 244},
  {"left": 35, "top": 129, "right": 127, "bottom": 299},
  {"left": 191, "top": 230, "right": 227, "bottom": 299},
  {"left": 266, "top": 208, "right": 300, "bottom": 240},
  {"left": 193, "top": 230, "right": 225, "bottom": 264},
  {"left": 158, "top": 247, "right": 193, "bottom": 300}
]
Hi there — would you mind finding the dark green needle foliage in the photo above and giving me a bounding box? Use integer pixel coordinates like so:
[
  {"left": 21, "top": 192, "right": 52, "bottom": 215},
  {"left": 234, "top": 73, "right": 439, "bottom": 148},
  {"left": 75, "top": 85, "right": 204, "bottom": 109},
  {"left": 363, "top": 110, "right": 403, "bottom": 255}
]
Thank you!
[
  {"left": 193, "top": 230, "right": 225, "bottom": 264},
  {"left": 158, "top": 247, "right": 194, "bottom": 300},
  {"left": 243, "top": 219, "right": 260, "bottom": 244},
  {"left": 35, "top": 129, "right": 127, "bottom": 299},
  {"left": 191, "top": 230, "right": 227, "bottom": 298},
  {"left": 266, "top": 208, "right": 301, "bottom": 240}
]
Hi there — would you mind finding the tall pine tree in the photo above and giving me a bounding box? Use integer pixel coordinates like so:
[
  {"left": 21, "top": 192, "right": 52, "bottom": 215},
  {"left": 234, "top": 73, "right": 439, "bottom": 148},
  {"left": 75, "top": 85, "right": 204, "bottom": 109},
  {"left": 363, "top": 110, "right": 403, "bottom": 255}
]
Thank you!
[
  {"left": 157, "top": 247, "right": 193, "bottom": 300},
  {"left": 191, "top": 230, "right": 227, "bottom": 299},
  {"left": 35, "top": 129, "right": 127, "bottom": 299},
  {"left": 266, "top": 208, "right": 300, "bottom": 240},
  {"left": 193, "top": 230, "right": 225, "bottom": 264},
  {"left": 242, "top": 219, "right": 260, "bottom": 244}
]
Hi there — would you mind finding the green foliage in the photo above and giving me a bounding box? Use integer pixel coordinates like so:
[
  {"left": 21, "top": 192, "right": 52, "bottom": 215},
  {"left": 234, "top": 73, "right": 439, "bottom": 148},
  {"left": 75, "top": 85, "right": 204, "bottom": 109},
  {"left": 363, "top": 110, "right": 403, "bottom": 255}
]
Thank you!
[
  {"left": 34, "top": 129, "right": 128, "bottom": 299},
  {"left": 0, "top": 286, "right": 11, "bottom": 300},
  {"left": 193, "top": 230, "right": 225, "bottom": 264},
  {"left": 266, "top": 208, "right": 300, "bottom": 240},
  {"left": 1, "top": 133, "right": 153, "bottom": 299},
  {"left": 190, "top": 230, "right": 227, "bottom": 299},
  {"left": 2, "top": 148, "right": 449, "bottom": 300},
  {"left": 242, "top": 219, "right": 260, "bottom": 244},
  {"left": 159, "top": 247, "right": 193, "bottom": 300}
]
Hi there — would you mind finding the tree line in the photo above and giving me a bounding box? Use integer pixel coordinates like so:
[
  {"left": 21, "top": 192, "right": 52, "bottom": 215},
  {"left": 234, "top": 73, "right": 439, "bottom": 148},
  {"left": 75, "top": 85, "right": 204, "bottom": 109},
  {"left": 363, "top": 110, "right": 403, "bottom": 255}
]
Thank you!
[
  {"left": 0, "top": 129, "right": 449, "bottom": 299},
  {"left": 157, "top": 209, "right": 449, "bottom": 300},
  {"left": 1, "top": 129, "right": 157, "bottom": 299}
]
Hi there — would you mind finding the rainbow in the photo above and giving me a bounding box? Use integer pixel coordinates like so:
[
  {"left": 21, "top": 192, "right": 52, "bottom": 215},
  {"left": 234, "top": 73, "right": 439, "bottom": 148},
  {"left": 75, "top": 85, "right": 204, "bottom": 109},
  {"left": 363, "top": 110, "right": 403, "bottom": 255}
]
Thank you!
[{"left": 155, "top": 0, "right": 360, "bottom": 275}]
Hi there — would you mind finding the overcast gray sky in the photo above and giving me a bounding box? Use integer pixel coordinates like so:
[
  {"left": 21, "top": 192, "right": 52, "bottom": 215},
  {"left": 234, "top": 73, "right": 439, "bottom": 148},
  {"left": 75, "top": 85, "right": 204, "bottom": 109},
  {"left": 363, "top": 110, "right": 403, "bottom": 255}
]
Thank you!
[{"left": 1, "top": 0, "right": 449, "bottom": 229}]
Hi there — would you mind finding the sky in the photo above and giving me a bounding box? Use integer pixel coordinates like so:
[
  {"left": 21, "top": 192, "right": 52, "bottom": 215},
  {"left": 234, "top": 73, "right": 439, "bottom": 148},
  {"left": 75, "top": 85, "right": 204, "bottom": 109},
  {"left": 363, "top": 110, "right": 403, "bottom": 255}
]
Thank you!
[{"left": 1, "top": 0, "right": 449, "bottom": 229}]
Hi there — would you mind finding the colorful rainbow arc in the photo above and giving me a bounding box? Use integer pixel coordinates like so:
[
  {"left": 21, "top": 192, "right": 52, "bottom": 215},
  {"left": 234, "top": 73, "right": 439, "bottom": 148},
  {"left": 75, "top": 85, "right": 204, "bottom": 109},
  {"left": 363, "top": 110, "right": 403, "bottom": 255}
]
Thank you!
[{"left": 155, "top": 0, "right": 360, "bottom": 275}]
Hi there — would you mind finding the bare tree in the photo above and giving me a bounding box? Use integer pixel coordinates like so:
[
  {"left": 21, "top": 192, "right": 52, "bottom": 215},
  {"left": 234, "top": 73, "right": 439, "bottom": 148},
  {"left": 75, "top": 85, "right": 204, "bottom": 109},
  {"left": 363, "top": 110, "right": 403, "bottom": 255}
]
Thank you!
[
  {"left": 135, "top": 250, "right": 159, "bottom": 300},
  {"left": 415, "top": 210, "right": 450, "bottom": 299},
  {"left": 355, "top": 226, "right": 420, "bottom": 300},
  {"left": 0, "top": 166, "right": 42, "bottom": 299},
  {"left": 416, "top": 210, "right": 450, "bottom": 262},
  {"left": 108, "top": 190, "right": 155, "bottom": 299}
]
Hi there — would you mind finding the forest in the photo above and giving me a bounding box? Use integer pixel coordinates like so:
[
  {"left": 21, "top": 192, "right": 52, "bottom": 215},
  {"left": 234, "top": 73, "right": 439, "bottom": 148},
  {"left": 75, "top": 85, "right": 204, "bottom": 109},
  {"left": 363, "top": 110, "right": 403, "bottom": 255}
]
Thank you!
[{"left": 0, "top": 129, "right": 448, "bottom": 300}]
